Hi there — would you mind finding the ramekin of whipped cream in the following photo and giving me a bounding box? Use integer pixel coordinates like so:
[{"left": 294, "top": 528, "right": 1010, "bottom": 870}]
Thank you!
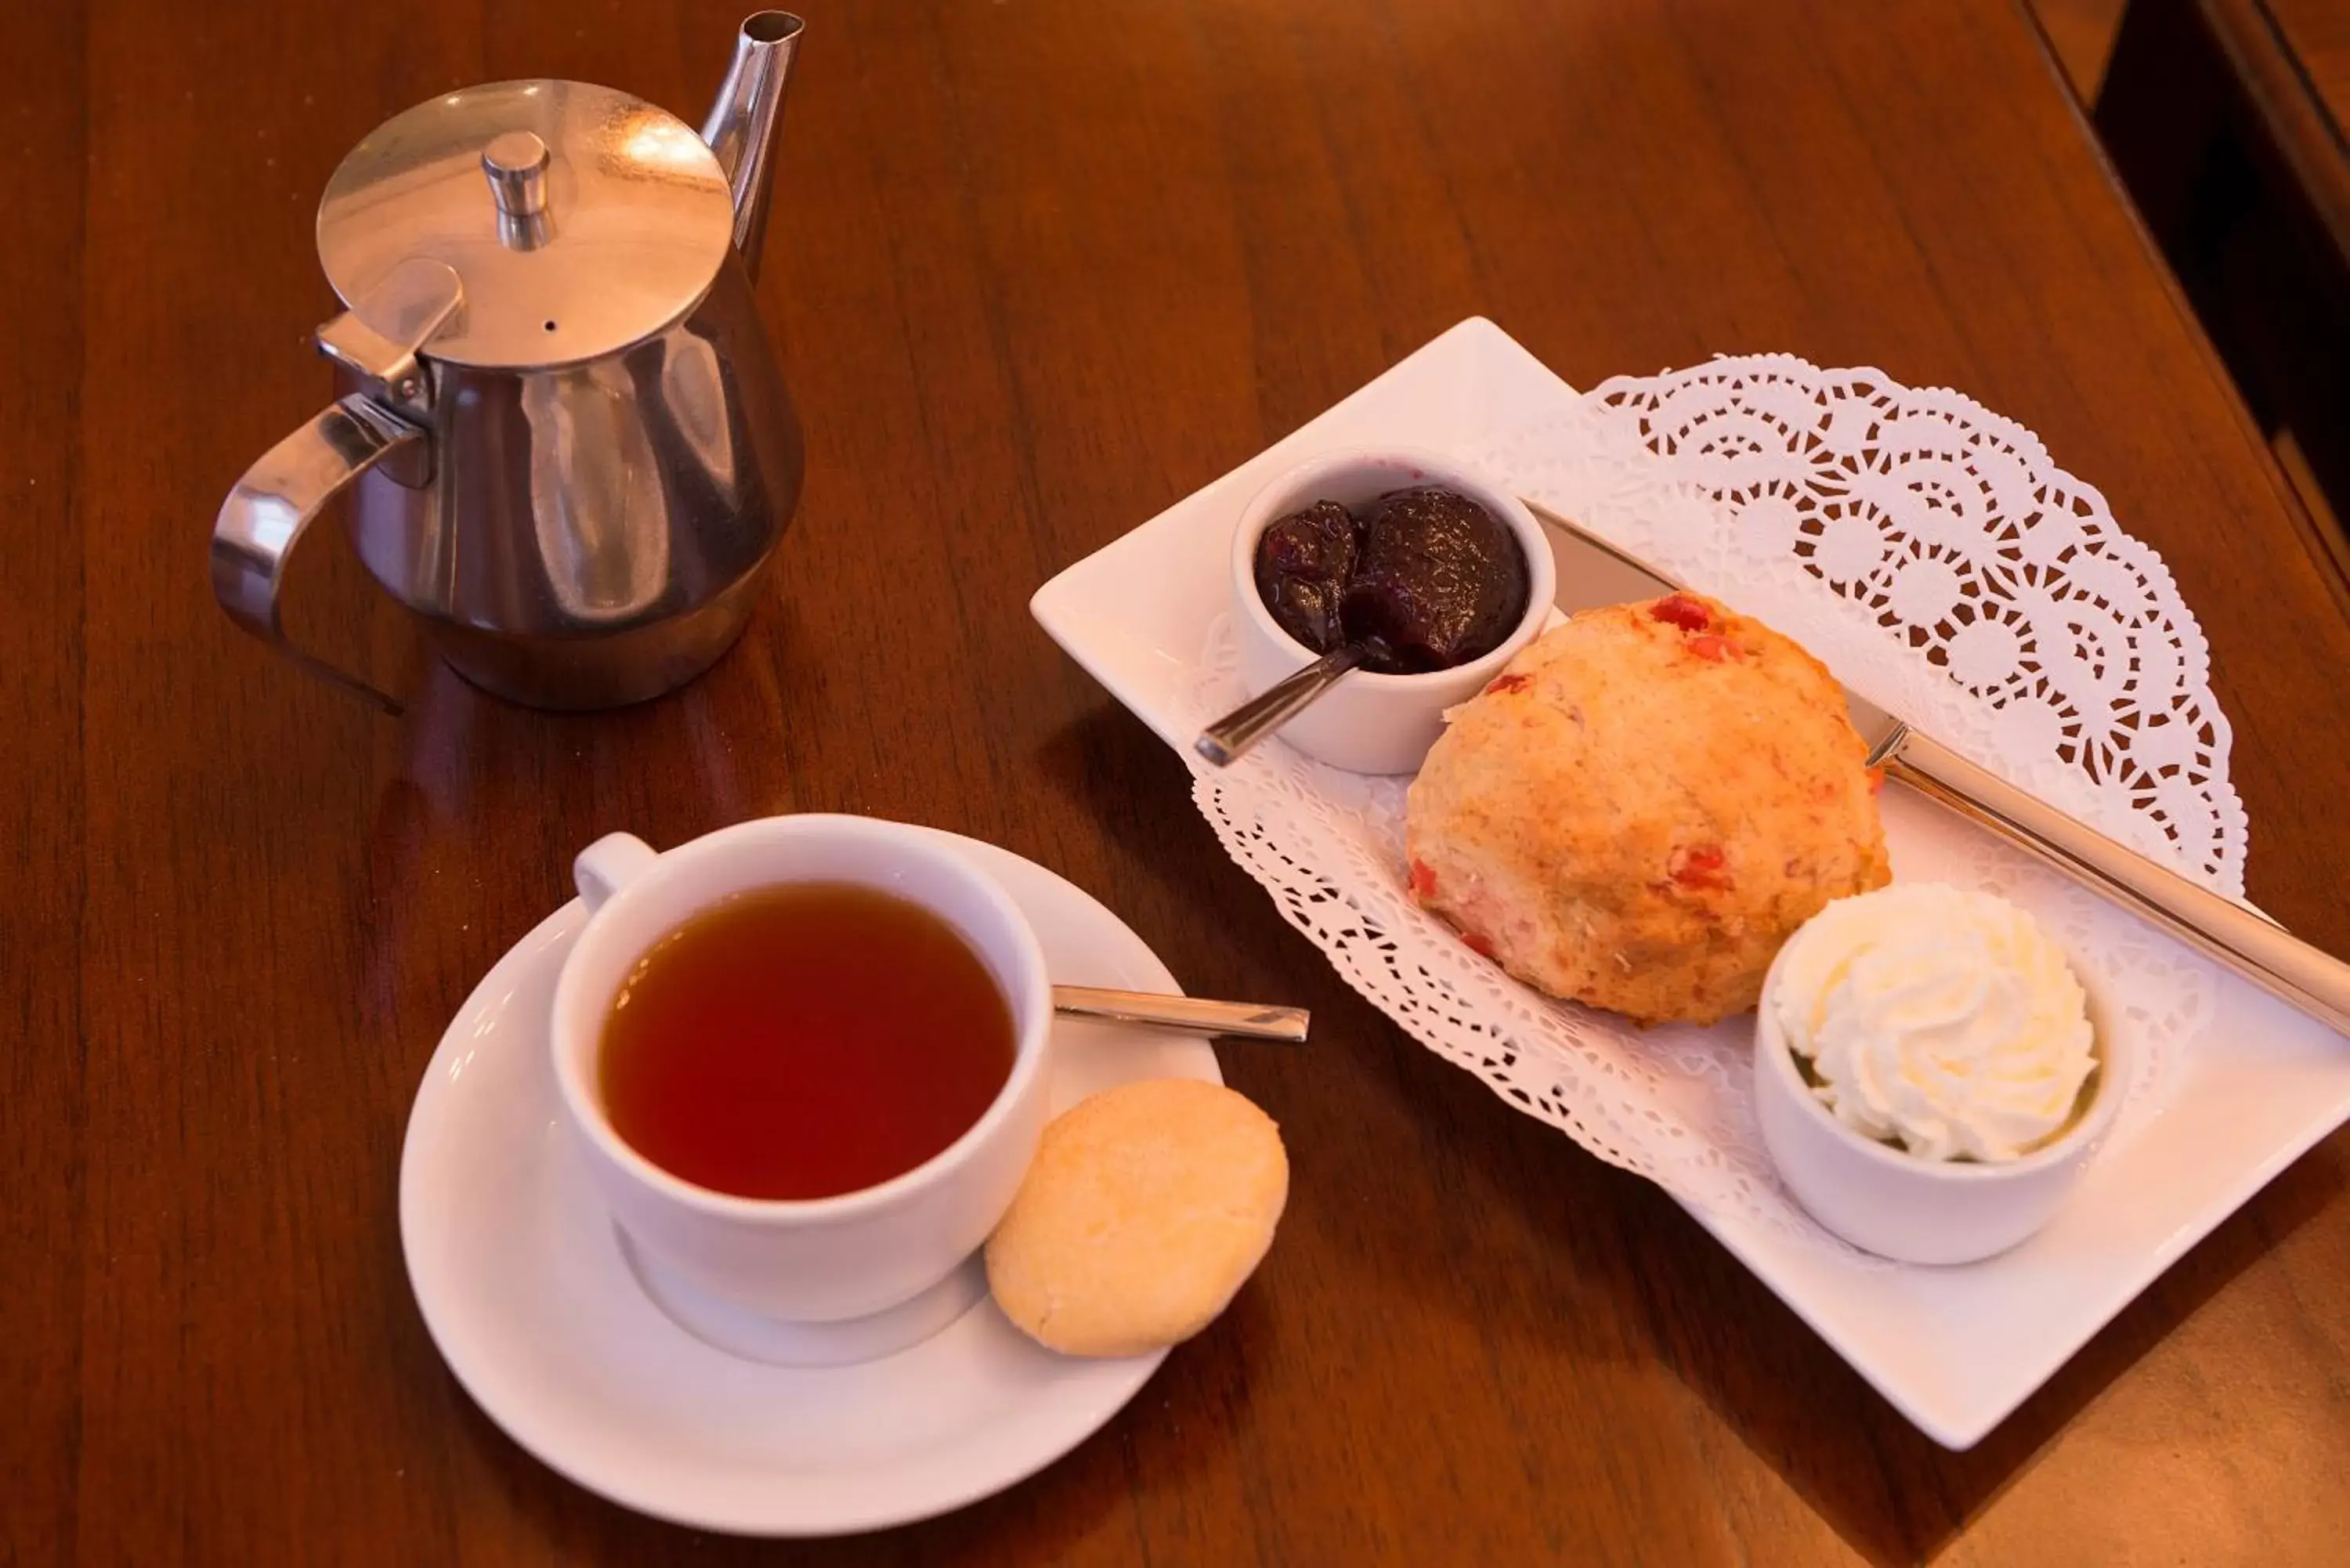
[{"left": 1753, "top": 883, "right": 2126, "bottom": 1266}]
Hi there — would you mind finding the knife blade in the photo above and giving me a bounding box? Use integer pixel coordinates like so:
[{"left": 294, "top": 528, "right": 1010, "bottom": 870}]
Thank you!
[{"left": 1520, "top": 494, "right": 2350, "bottom": 1036}]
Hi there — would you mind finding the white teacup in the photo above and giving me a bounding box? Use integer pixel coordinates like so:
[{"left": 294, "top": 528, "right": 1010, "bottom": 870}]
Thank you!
[{"left": 549, "top": 815, "right": 1053, "bottom": 1364}]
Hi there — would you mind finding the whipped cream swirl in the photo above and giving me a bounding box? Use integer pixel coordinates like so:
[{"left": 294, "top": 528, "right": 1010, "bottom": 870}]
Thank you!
[{"left": 1770, "top": 884, "right": 2097, "bottom": 1163}]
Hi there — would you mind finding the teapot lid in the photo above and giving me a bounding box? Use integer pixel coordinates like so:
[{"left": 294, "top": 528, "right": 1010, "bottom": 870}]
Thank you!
[{"left": 316, "top": 80, "right": 737, "bottom": 370}]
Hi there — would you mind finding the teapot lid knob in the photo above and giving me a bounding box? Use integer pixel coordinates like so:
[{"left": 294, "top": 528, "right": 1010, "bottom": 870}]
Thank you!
[{"left": 482, "top": 131, "right": 551, "bottom": 219}]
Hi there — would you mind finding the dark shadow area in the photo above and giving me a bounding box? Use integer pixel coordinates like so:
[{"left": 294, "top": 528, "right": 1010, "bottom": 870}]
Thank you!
[{"left": 2098, "top": 0, "right": 2350, "bottom": 595}]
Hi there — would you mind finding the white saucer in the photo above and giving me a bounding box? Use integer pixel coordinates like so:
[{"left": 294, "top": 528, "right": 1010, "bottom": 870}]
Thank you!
[{"left": 399, "top": 828, "right": 1222, "bottom": 1537}]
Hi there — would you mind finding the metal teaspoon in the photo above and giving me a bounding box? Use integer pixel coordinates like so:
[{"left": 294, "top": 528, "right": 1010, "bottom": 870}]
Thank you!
[
  {"left": 1052, "top": 986, "right": 1309, "bottom": 1042},
  {"left": 1195, "top": 638, "right": 1389, "bottom": 767}
]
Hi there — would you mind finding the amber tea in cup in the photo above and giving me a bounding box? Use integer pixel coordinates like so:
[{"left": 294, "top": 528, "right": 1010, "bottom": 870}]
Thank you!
[{"left": 598, "top": 882, "right": 1017, "bottom": 1201}]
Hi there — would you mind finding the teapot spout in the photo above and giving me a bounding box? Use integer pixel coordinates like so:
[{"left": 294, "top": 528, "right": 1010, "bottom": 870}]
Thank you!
[{"left": 701, "top": 12, "right": 804, "bottom": 281}]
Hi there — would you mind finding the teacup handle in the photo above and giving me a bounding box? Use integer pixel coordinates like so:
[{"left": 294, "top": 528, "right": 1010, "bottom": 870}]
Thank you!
[{"left": 576, "top": 833, "right": 660, "bottom": 912}]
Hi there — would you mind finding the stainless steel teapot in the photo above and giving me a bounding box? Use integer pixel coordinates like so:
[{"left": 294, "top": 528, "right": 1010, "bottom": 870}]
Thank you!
[{"left": 214, "top": 13, "right": 806, "bottom": 712}]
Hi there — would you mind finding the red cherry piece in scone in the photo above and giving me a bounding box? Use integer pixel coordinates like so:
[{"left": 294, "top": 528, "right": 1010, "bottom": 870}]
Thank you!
[
  {"left": 1667, "top": 843, "right": 1733, "bottom": 891},
  {"left": 1649, "top": 594, "right": 1713, "bottom": 633},
  {"left": 1687, "top": 634, "right": 1741, "bottom": 662}
]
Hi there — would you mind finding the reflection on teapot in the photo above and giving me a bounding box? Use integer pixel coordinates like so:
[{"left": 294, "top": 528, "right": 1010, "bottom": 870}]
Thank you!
[
  {"left": 656, "top": 330, "right": 739, "bottom": 499},
  {"left": 519, "top": 357, "right": 672, "bottom": 627},
  {"left": 213, "top": 14, "right": 808, "bottom": 712}
]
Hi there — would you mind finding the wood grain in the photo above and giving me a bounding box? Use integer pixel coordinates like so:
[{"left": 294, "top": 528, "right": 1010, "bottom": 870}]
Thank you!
[{"left": 5, "top": 0, "right": 2349, "bottom": 1563}]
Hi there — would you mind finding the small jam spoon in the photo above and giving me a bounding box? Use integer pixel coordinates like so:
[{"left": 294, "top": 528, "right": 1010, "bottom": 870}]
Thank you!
[
  {"left": 1194, "top": 637, "right": 1392, "bottom": 767},
  {"left": 1053, "top": 986, "right": 1309, "bottom": 1042}
]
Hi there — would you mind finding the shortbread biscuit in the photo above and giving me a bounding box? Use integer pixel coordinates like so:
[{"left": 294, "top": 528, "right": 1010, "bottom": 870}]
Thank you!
[
  {"left": 985, "top": 1078, "right": 1288, "bottom": 1357},
  {"left": 1406, "top": 591, "right": 1890, "bottom": 1025}
]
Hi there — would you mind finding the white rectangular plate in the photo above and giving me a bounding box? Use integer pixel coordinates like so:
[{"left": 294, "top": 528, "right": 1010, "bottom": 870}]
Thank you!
[{"left": 1030, "top": 317, "right": 2350, "bottom": 1448}]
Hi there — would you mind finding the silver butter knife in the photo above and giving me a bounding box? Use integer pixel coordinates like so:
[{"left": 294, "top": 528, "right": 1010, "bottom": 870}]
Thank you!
[{"left": 1521, "top": 496, "right": 2350, "bottom": 1037}]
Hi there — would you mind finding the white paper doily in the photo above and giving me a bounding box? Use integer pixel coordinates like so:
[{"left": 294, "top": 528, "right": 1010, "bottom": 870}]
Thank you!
[{"left": 1180, "top": 356, "right": 2236, "bottom": 1259}]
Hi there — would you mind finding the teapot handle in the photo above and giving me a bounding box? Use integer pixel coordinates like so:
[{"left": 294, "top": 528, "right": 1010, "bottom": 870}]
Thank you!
[
  {"left": 212, "top": 258, "right": 463, "bottom": 716},
  {"left": 210, "top": 396, "right": 425, "bottom": 715}
]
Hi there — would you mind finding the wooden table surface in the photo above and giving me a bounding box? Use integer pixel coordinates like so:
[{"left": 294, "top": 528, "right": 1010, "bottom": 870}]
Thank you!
[{"left": 8, "top": 1, "right": 2350, "bottom": 1563}]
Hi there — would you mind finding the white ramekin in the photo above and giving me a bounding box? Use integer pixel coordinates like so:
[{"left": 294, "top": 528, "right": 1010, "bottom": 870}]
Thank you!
[
  {"left": 1227, "top": 446, "right": 1556, "bottom": 775},
  {"left": 1752, "top": 935, "right": 2126, "bottom": 1266}
]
